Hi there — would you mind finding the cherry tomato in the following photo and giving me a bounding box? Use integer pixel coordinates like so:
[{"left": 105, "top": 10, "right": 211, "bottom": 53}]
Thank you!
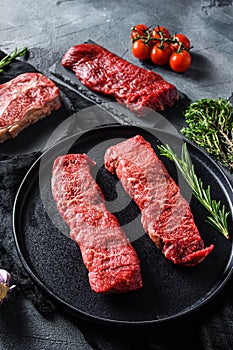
[
  {"left": 151, "top": 26, "right": 170, "bottom": 40},
  {"left": 169, "top": 50, "right": 191, "bottom": 72},
  {"left": 130, "top": 24, "right": 148, "bottom": 40},
  {"left": 150, "top": 43, "right": 172, "bottom": 65},
  {"left": 171, "top": 33, "right": 191, "bottom": 51},
  {"left": 132, "top": 39, "right": 151, "bottom": 60}
]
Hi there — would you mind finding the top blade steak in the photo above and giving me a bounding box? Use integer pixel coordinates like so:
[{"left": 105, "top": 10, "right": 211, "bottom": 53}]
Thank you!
[
  {"left": 61, "top": 43, "right": 178, "bottom": 114},
  {"left": 51, "top": 153, "right": 142, "bottom": 293},
  {"left": 104, "top": 135, "right": 214, "bottom": 266}
]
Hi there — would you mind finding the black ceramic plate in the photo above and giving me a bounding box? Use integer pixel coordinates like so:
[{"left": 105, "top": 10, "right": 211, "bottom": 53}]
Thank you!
[{"left": 13, "top": 125, "right": 233, "bottom": 325}]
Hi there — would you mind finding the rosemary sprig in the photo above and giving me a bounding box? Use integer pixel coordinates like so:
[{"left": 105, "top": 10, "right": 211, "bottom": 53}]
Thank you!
[
  {"left": 0, "top": 47, "right": 27, "bottom": 73},
  {"left": 158, "top": 143, "right": 230, "bottom": 239},
  {"left": 181, "top": 98, "right": 233, "bottom": 173}
]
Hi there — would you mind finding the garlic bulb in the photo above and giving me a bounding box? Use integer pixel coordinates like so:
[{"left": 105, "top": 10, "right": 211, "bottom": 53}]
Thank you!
[{"left": 0, "top": 269, "right": 15, "bottom": 304}]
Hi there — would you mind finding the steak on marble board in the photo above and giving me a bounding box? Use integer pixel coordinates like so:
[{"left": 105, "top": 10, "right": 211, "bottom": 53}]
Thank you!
[
  {"left": 104, "top": 135, "right": 214, "bottom": 266},
  {"left": 0, "top": 72, "right": 61, "bottom": 143},
  {"left": 61, "top": 43, "right": 178, "bottom": 114},
  {"left": 51, "top": 153, "right": 142, "bottom": 293}
]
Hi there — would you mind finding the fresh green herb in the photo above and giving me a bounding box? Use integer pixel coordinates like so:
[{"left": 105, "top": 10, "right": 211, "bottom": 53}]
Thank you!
[
  {"left": 181, "top": 98, "right": 233, "bottom": 173},
  {"left": 0, "top": 47, "right": 27, "bottom": 73},
  {"left": 158, "top": 143, "right": 230, "bottom": 239}
]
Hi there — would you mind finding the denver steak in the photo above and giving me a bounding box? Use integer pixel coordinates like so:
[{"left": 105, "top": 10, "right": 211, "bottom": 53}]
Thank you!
[
  {"left": 104, "top": 135, "right": 214, "bottom": 266},
  {"left": 51, "top": 153, "right": 142, "bottom": 293},
  {"left": 0, "top": 72, "right": 61, "bottom": 143},
  {"left": 61, "top": 43, "right": 178, "bottom": 113}
]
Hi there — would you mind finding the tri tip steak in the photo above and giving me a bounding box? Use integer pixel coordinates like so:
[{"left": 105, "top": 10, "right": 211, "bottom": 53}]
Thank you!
[
  {"left": 104, "top": 135, "right": 214, "bottom": 266},
  {"left": 0, "top": 72, "right": 61, "bottom": 143},
  {"left": 51, "top": 153, "right": 142, "bottom": 293},
  {"left": 61, "top": 43, "right": 178, "bottom": 114}
]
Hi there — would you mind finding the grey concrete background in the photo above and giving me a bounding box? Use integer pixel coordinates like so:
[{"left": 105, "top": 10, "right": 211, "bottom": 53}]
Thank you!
[
  {"left": 0, "top": 1, "right": 233, "bottom": 349},
  {"left": 1, "top": 0, "right": 233, "bottom": 102}
]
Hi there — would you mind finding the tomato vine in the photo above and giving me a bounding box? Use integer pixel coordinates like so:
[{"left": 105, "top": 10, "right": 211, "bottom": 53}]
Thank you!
[{"left": 130, "top": 24, "right": 192, "bottom": 73}]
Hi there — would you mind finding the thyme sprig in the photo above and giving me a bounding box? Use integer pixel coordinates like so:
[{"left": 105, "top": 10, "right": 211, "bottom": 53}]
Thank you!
[
  {"left": 0, "top": 47, "right": 27, "bottom": 73},
  {"left": 158, "top": 143, "right": 230, "bottom": 239},
  {"left": 181, "top": 98, "right": 233, "bottom": 173}
]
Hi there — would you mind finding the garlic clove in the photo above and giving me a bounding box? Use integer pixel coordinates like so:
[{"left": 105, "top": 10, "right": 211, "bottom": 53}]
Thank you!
[{"left": 0, "top": 269, "right": 16, "bottom": 304}]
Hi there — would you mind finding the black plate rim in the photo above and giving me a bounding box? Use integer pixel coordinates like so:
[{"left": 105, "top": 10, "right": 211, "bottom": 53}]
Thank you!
[{"left": 13, "top": 125, "right": 233, "bottom": 326}]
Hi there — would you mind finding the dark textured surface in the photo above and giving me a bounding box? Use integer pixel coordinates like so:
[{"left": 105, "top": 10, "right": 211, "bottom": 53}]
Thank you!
[{"left": 0, "top": 1, "right": 233, "bottom": 349}]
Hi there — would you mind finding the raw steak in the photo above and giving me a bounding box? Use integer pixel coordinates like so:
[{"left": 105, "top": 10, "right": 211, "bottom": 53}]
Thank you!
[
  {"left": 51, "top": 153, "right": 142, "bottom": 293},
  {"left": 0, "top": 72, "right": 61, "bottom": 143},
  {"left": 61, "top": 43, "right": 178, "bottom": 113},
  {"left": 104, "top": 135, "right": 214, "bottom": 266}
]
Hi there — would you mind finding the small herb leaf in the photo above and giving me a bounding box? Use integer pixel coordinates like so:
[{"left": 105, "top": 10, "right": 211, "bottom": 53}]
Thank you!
[
  {"left": 0, "top": 47, "right": 28, "bottom": 73},
  {"left": 181, "top": 98, "right": 233, "bottom": 173}
]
